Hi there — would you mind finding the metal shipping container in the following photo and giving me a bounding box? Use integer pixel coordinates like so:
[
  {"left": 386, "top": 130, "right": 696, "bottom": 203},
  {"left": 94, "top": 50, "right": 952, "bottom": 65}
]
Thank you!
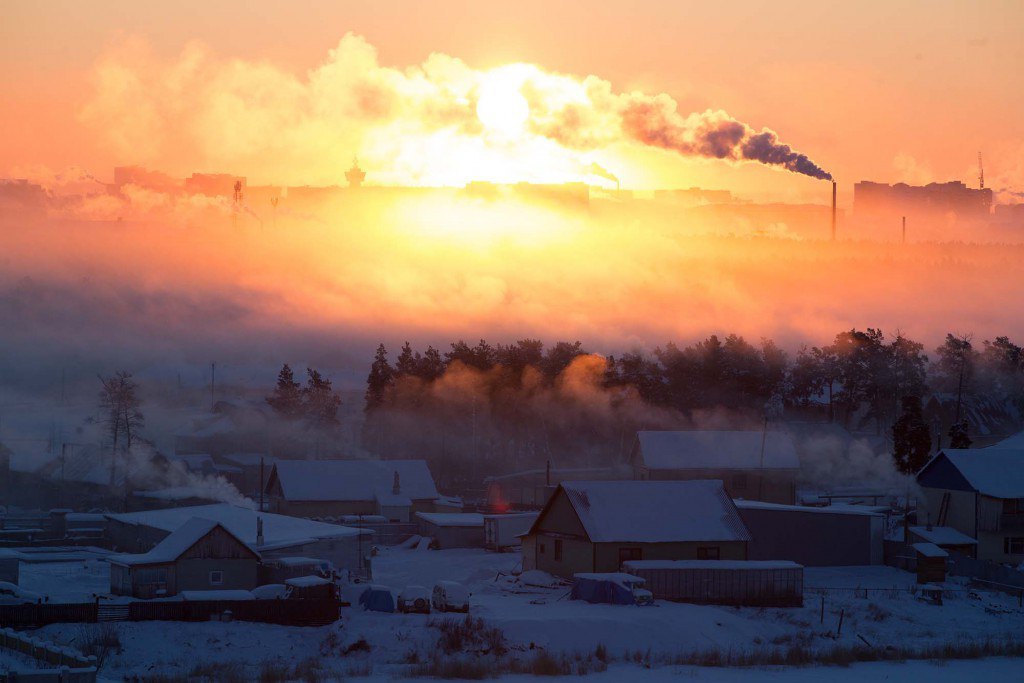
[{"left": 623, "top": 560, "right": 803, "bottom": 607}]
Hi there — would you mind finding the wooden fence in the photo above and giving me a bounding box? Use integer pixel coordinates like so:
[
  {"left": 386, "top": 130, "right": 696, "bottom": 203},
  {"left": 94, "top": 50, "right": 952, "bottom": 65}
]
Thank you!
[{"left": 0, "top": 599, "right": 339, "bottom": 629}]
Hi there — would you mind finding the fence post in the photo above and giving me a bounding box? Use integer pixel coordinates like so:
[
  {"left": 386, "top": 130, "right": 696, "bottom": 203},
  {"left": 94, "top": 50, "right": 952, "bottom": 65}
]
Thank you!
[{"left": 836, "top": 608, "right": 845, "bottom": 637}]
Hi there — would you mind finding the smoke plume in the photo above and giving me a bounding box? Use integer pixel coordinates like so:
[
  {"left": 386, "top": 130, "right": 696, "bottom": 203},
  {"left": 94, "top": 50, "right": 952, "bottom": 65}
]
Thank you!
[{"left": 79, "top": 34, "right": 830, "bottom": 185}]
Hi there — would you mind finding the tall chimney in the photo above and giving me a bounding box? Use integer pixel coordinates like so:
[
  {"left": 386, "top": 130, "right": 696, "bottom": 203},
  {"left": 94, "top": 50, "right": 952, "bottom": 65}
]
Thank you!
[{"left": 831, "top": 181, "right": 837, "bottom": 241}]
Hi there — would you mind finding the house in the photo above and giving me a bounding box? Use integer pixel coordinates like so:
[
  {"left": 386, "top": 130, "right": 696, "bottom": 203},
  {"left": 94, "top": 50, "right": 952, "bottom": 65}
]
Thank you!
[
  {"left": 916, "top": 448, "right": 1024, "bottom": 563},
  {"left": 735, "top": 500, "right": 885, "bottom": 566},
  {"left": 109, "top": 517, "right": 260, "bottom": 598},
  {"left": 415, "top": 512, "right": 484, "bottom": 549},
  {"left": 106, "top": 503, "right": 372, "bottom": 575},
  {"left": 264, "top": 460, "right": 440, "bottom": 521},
  {"left": 628, "top": 431, "right": 799, "bottom": 504},
  {"left": 521, "top": 480, "right": 751, "bottom": 579}
]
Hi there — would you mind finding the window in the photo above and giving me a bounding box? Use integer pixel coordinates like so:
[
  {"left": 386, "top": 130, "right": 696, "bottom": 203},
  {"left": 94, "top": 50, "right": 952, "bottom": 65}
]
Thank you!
[
  {"left": 554, "top": 540, "right": 563, "bottom": 561},
  {"left": 209, "top": 570, "right": 224, "bottom": 585},
  {"left": 1004, "top": 537, "right": 1024, "bottom": 555},
  {"left": 731, "top": 474, "right": 748, "bottom": 491},
  {"left": 697, "top": 547, "right": 721, "bottom": 560},
  {"left": 618, "top": 547, "right": 642, "bottom": 565}
]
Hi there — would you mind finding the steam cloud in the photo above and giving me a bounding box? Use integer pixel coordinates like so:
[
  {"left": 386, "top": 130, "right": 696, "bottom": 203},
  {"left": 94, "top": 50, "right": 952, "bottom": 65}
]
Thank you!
[{"left": 79, "top": 34, "right": 830, "bottom": 184}]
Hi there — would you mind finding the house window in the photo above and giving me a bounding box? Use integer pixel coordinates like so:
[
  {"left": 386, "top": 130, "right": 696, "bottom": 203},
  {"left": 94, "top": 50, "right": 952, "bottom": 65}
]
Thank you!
[
  {"left": 618, "top": 547, "right": 642, "bottom": 565},
  {"left": 209, "top": 570, "right": 224, "bottom": 585},
  {"left": 697, "top": 547, "right": 721, "bottom": 560},
  {"left": 554, "top": 540, "right": 563, "bottom": 561},
  {"left": 1004, "top": 537, "right": 1024, "bottom": 555}
]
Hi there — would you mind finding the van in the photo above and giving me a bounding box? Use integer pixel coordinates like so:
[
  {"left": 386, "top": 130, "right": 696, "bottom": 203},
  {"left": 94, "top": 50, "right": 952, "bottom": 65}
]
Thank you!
[{"left": 431, "top": 581, "right": 470, "bottom": 613}]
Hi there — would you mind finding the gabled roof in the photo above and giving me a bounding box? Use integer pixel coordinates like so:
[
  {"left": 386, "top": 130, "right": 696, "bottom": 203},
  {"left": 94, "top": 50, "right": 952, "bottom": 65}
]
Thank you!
[
  {"left": 535, "top": 480, "right": 751, "bottom": 544},
  {"left": 107, "top": 503, "right": 368, "bottom": 550},
  {"left": 632, "top": 431, "right": 800, "bottom": 471},
  {"left": 917, "top": 448, "right": 1024, "bottom": 499},
  {"left": 268, "top": 459, "right": 439, "bottom": 502},
  {"left": 109, "top": 517, "right": 258, "bottom": 567}
]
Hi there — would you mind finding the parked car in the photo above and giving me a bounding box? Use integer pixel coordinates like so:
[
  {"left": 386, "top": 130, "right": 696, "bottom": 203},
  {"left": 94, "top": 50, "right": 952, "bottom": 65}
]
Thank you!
[
  {"left": 431, "top": 581, "right": 470, "bottom": 613},
  {"left": 0, "top": 582, "right": 41, "bottom": 605},
  {"left": 397, "top": 585, "right": 431, "bottom": 614},
  {"left": 252, "top": 584, "right": 290, "bottom": 600}
]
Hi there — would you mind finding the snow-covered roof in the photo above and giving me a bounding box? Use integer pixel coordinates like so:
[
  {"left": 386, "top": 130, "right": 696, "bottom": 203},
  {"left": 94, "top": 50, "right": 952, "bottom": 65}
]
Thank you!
[
  {"left": 909, "top": 526, "right": 977, "bottom": 546},
  {"left": 107, "top": 503, "right": 369, "bottom": 549},
  {"left": 109, "top": 517, "right": 257, "bottom": 566},
  {"left": 270, "top": 459, "right": 439, "bottom": 502},
  {"left": 573, "top": 572, "right": 644, "bottom": 584},
  {"left": 913, "top": 542, "right": 949, "bottom": 558},
  {"left": 553, "top": 480, "right": 751, "bottom": 543},
  {"left": 924, "top": 448, "right": 1024, "bottom": 499},
  {"left": 734, "top": 500, "right": 885, "bottom": 517},
  {"left": 634, "top": 430, "right": 800, "bottom": 471},
  {"left": 624, "top": 559, "right": 802, "bottom": 570},
  {"left": 992, "top": 431, "right": 1024, "bottom": 449},
  {"left": 415, "top": 512, "right": 484, "bottom": 528},
  {"left": 285, "top": 575, "right": 332, "bottom": 588}
]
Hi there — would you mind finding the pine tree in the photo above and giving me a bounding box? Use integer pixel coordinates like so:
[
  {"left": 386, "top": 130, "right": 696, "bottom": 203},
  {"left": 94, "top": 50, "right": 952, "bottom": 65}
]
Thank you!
[
  {"left": 395, "top": 342, "right": 417, "bottom": 377},
  {"left": 266, "top": 364, "right": 303, "bottom": 419},
  {"left": 365, "top": 344, "right": 395, "bottom": 413},
  {"left": 302, "top": 368, "right": 341, "bottom": 427},
  {"left": 892, "top": 395, "right": 931, "bottom": 473},
  {"left": 948, "top": 420, "right": 972, "bottom": 449}
]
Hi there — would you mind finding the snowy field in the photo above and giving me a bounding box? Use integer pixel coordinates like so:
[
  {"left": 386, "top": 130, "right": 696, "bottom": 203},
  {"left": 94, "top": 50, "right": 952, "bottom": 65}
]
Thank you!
[{"left": 16, "top": 547, "right": 1024, "bottom": 680}]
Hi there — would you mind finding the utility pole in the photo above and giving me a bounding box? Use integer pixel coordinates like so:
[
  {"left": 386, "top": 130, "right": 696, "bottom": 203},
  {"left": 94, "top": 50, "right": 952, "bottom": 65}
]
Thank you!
[{"left": 902, "top": 216, "right": 906, "bottom": 244}]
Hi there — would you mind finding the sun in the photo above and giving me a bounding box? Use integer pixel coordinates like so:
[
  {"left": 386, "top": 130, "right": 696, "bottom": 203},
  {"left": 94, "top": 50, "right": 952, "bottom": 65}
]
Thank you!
[{"left": 476, "top": 68, "right": 531, "bottom": 138}]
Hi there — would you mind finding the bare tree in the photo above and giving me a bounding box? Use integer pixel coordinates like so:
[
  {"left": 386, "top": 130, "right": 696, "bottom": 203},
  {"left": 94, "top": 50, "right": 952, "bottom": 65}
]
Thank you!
[{"left": 98, "top": 371, "right": 144, "bottom": 486}]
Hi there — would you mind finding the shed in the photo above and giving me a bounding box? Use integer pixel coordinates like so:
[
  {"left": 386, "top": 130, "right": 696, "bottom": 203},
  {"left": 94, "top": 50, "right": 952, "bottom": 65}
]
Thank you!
[
  {"left": 908, "top": 526, "right": 978, "bottom": 558},
  {"left": 913, "top": 543, "right": 948, "bottom": 584},
  {"left": 735, "top": 500, "right": 885, "bottom": 566},
  {"left": 415, "top": 512, "right": 484, "bottom": 549},
  {"left": 484, "top": 512, "right": 539, "bottom": 550},
  {"left": 623, "top": 559, "right": 803, "bottom": 607},
  {"left": 0, "top": 550, "right": 22, "bottom": 585}
]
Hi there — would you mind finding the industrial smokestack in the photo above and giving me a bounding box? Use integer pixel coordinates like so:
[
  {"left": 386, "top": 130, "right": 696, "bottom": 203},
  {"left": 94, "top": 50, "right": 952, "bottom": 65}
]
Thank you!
[{"left": 827, "top": 183, "right": 835, "bottom": 241}]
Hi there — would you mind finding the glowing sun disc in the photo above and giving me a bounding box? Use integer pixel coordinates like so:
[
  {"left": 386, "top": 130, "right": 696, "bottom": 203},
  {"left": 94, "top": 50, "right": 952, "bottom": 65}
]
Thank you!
[{"left": 476, "top": 72, "right": 530, "bottom": 138}]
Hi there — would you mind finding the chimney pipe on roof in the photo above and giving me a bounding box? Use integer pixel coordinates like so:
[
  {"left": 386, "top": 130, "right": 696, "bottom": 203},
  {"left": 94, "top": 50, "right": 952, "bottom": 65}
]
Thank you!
[
  {"left": 256, "top": 516, "right": 264, "bottom": 547},
  {"left": 393, "top": 470, "right": 401, "bottom": 495}
]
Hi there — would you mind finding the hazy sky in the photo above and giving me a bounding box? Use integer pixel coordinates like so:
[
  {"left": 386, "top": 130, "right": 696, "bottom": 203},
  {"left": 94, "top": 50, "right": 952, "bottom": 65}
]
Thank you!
[{"left": 3, "top": 1, "right": 1023, "bottom": 203}]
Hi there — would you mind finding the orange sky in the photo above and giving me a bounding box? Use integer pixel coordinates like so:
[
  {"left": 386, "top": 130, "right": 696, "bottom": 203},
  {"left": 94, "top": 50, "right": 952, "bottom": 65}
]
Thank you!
[{"left": 2, "top": 0, "right": 1023, "bottom": 203}]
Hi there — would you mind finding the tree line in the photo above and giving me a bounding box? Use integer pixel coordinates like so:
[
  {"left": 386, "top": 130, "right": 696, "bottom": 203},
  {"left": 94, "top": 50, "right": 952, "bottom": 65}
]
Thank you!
[{"left": 350, "top": 331, "right": 1024, "bottom": 480}]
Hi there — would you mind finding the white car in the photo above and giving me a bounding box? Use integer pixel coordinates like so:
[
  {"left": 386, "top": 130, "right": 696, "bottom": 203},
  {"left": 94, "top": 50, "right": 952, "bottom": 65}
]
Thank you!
[
  {"left": 397, "top": 585, "right": 431, "bottom": 614},
  {"left": 0, "top": 582, "right": 42, "bottom": 605},
  {"left": 431, "top": 581, "right": 470, "bottom": 613}
]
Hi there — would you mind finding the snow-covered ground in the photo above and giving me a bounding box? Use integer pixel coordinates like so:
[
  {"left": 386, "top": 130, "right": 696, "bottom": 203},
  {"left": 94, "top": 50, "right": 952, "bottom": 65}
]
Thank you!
[{"left": 18, "top": 547, "right": 1024, "bottom": 680}]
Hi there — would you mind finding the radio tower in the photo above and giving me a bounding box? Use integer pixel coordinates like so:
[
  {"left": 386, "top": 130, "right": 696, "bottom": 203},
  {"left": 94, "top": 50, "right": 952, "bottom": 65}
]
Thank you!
[{"left": 978, "top": 152, "right": 984, "bottom": 190}]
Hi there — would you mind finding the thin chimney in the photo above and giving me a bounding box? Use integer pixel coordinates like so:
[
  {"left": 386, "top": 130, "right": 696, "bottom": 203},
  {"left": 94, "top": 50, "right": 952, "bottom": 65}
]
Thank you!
[
  {"left": 393, "top": 470, "right": 401, "bottom": 495},
  {"left": 256, "top": 516, "right": 264, "bottom": 547},
  {"left": 831, "top": 181, "right": 837, "bottom": 241}
]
